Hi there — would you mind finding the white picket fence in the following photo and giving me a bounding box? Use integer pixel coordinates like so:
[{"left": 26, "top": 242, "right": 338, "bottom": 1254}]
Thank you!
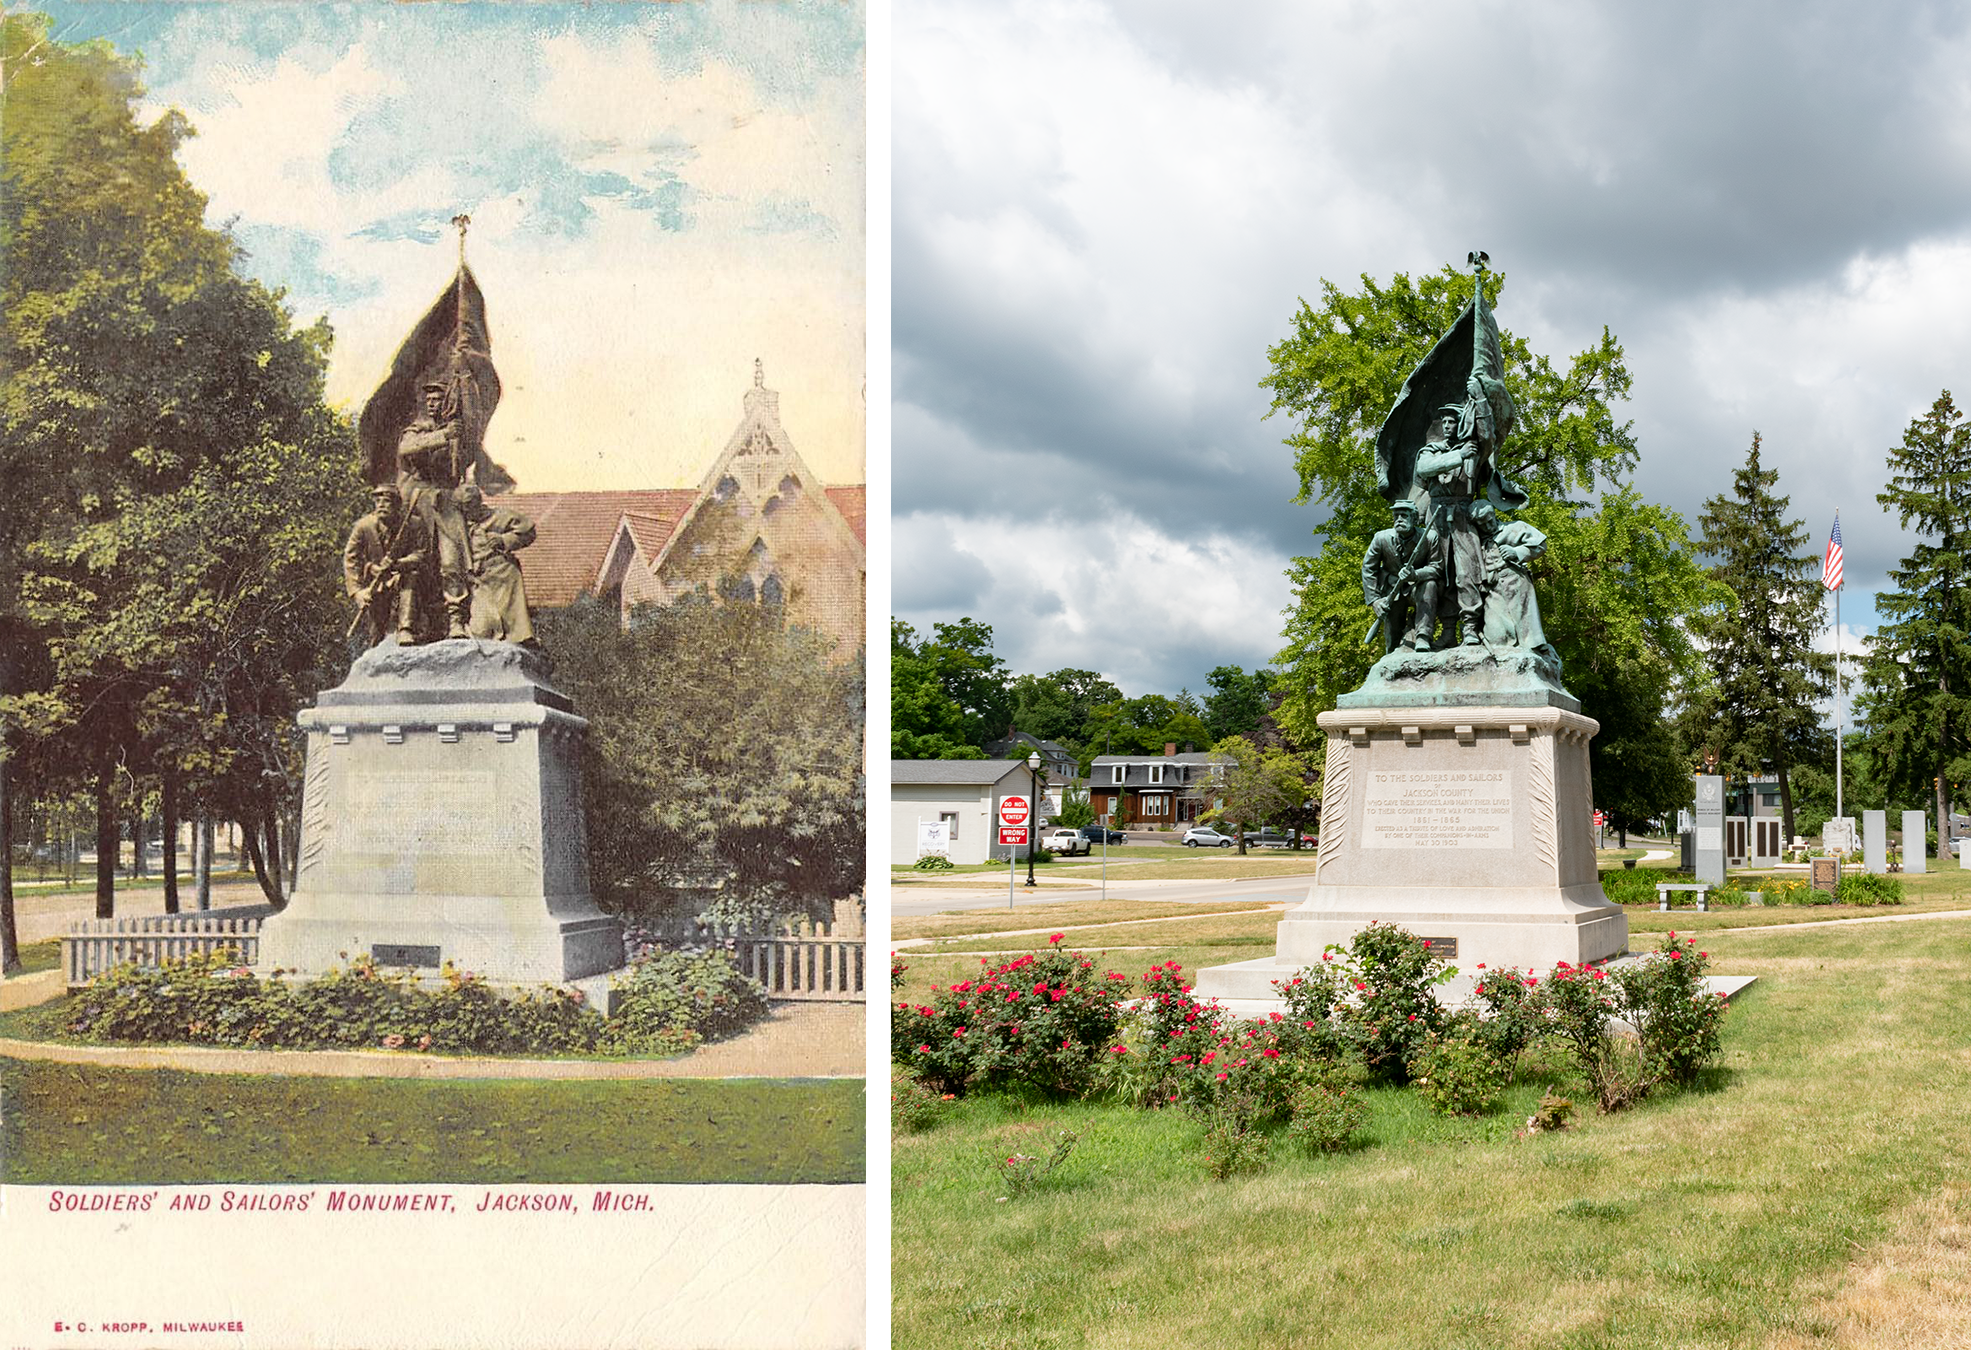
[
  {"left": 64, "top": 916, "right": 263, "bottom": 989},
  {"left": 648, "top": 910, "right": 866, "bottom": 1003}
]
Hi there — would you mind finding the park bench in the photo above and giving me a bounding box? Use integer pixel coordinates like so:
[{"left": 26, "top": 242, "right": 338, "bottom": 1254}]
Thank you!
[{"left": 1656, "top": 883, "right": 1710, "bottom": 913}]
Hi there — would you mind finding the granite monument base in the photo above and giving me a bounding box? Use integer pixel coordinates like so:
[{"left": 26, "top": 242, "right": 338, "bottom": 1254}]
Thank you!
[
  {"left": 1194, "top": 701, "right": 1627, "bottom": 1012},
  {"left": 257, "top": 639, "right": 624, "bottom": 985}
]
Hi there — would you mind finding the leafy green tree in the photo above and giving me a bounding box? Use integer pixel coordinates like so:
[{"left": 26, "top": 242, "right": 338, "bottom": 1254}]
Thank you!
[
  {"left": 891, "top": 617, "right": 1012, "bottom": 752},
  {"left": 1086, "top": 693, "right": 1211, "bottom": 758},
  {"left": 1205, "top": 735, "right": 1312, "bottom": 855},
  {"left": 891, "top": 651, "right": 981, "bottom": 759},
  {"left": 0, "top": 13, "right": 357, "bottom": 923},
  {"left": 1009, "top": 667, "right": 1124, "bottom": 755},
  {"left": 1261, "top": 265, "right": 1717, "bottom": 834},
  {"left": 1684, "top": 434, "right": 1834, "bottom": 844},
  {"left": 1857, "top": 391, "right": 1971, "bottom": 847},
  {"left": 1055, "top": 784, "right": 1095, "bottom": 829},
  {"left": 542, "top": 595, "right": 864, "bottom": 924},
  {"left": 1202, "top": 665, "right": 1275, "bottom": 742}
]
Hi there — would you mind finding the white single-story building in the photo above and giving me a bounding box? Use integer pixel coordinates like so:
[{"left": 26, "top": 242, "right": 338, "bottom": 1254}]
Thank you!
[{"left": 891, "top": 760, "right": 1047, "bottom": 866}]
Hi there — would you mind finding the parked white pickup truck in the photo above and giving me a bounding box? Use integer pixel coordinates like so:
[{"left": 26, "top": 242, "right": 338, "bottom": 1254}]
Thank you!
[{"left": 1042, "top": 827, "right": 1091, "bottom": 856}]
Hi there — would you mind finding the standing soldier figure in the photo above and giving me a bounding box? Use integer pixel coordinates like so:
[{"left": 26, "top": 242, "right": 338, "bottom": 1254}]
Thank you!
[
  {"left": 396, "top": 380, "right": 475, "bottom": 639},
  {"left": 1362, "top": 498, "right": 1442, "bottom": 652},
  {"left": 343, "top": 485, "right": 424, "bottom": 646}
]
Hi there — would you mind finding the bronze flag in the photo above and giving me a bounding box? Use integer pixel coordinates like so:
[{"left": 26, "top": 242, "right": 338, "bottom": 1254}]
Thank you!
[{"left": 358, "top": 265, "right": 514, "bottom": 493}]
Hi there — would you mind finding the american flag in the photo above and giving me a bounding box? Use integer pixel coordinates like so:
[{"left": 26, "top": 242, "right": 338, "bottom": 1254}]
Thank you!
[{"left": 1823, "top": 516, "right": 1844, "bottom": 591}]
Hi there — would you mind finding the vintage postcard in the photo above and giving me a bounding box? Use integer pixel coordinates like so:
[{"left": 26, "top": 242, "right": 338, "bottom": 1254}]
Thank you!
[{"left": 0, "top": 3, "right": 868, "bottom": 1346}]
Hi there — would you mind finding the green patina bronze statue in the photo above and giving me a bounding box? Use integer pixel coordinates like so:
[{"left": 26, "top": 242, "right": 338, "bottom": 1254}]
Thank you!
[{"left": 1366, "top": 252, "right": 1551, "bottom": 662}]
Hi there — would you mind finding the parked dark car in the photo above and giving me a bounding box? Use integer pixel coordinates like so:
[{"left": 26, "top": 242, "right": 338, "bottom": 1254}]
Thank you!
[
  {"left": 1080, "top": 826, "right": 1128, "bottom": 845},
  {"left": 1246, "top": 828, "right": 1294, "bottom": 849}
]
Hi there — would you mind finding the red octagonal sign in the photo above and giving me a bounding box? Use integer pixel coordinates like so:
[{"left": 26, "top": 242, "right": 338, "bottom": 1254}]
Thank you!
[{"left": 998, "top": 794, "right": 1030, "bottom": 827}]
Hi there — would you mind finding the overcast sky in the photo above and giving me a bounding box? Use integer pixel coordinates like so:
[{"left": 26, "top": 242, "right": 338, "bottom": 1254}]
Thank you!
[
  {"left": 38, "top": 0, "right": 864, "bottom": 492},
  {"left": 893, "top": 0, "right": 1971, "bottom": 700}
]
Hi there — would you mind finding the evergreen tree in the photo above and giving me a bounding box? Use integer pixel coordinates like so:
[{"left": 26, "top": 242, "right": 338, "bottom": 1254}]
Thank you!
[
  {"left": 1687, "top": 433, "right": 1834, "bottom": 844},
  {"left": 1857, "top": 391, "right": 1971, "bottom": 847}
]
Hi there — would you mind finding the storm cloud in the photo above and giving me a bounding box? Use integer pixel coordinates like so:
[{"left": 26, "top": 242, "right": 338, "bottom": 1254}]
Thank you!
[{"left": 894, "top": 0, "right": 1971, "bottom": 695}]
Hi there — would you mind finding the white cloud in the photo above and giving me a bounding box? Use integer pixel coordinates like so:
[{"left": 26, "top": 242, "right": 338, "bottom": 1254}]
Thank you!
[{"left": 898, "top": 507, "right": 1291, "bottom": 695}]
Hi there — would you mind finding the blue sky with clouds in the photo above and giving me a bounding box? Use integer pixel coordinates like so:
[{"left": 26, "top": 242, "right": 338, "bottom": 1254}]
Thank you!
[{"left": 35, "top": 0, "right": 865, "bottom": 493}]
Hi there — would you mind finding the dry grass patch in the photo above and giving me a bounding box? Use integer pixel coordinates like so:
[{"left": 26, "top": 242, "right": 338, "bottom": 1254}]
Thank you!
[
  {"left": 1771, "top": 1187, "right": 1971, "bottom": 1349},
  {"left": 892, "top": 900, "right": 1274, "bottom": 941}
]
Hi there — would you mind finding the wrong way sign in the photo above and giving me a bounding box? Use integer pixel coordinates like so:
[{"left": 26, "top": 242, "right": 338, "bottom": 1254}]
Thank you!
[
  {"left": 998, "top": 794, "right": 1030, "bottom": 827},
  {"left": 998, "top": 826, "right": 1028, "bottom": 847}
]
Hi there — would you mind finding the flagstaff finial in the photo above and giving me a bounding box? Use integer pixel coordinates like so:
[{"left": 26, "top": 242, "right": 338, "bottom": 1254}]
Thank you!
[
  {"left": 452, "top": 213, "right": 471, "bottom": 266},
  {"left": 754, "top": 357, "right": 764, "bottom": 389},
  {"left": 1468, "top": 249, "right": 1489, "bottom": 273}
]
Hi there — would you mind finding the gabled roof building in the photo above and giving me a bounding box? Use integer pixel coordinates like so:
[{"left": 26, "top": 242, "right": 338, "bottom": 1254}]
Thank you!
[{"left": 505, "top": 364, "right": 866, "bottom": 653}]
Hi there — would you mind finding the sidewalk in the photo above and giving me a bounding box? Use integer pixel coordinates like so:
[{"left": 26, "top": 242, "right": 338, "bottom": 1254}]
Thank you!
[{"left": 0, "top": 1001, "right": 865, "bottom": 1079}]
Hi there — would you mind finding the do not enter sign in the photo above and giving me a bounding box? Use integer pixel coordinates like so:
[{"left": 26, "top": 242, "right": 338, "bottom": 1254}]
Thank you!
[{"left": 998, "top": 795, "right": 1030, "bottom": 827}]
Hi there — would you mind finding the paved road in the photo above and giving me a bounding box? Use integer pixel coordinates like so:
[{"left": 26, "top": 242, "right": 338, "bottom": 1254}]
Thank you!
[
  {"left": 892, "top": 872, "right": 1317, "bottom": 917},
  {"left": 12, "top": 880, "right": 272, "bottom": 945}
]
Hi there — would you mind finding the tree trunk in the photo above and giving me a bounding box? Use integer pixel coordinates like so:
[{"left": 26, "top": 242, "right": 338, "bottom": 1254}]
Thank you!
[
  {"left": 241, "top": 817, "right": 281, "bottom": 908},
  {"left": 195, "top": 817, "right": 213, "bottom": 911},
  {"left": 94, "top": 755, "right": 117, "bottom": 919},
  {"left": 1777, "top": 758, "right": 1796, "bottom": 855},
  {"left": 284, "top": 807, "right": 300, "bottom": 892},
  {"left": 129, "top": 805, "right": 145, "bottom": 879},
  {"left": 264, "top": 809, "right": 287, "bottom": 910},
  {"left": 0, "top": 727, "right": 19, "bottom": 975},
  {"left": 1938, "top": 768, "right": 1950, "bottom": 865},
  {"left": 161, "top": 772, "right": 180, "bottom": 915}
]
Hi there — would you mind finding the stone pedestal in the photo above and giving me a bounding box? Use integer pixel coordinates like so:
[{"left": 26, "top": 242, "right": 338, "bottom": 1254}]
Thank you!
[
  {"left": 1194, "top": 702, "right": 1627, "bottom": 1010},
  {"left": 257, "top": 640, "right": 624, "bottom": 985}
]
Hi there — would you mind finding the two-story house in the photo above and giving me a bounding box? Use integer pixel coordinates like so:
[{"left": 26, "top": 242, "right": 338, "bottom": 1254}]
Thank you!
[{"left": 1087, "top": 747, "right": 1231, "bottom": 827}]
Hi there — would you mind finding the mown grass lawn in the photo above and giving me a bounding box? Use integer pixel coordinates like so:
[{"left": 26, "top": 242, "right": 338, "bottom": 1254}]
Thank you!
[
  {"left": 892, "top": 918, "right": 1971, "bottom": 1349},
  {"left": 1, "top": 1058, "right": 864, "bottom": 1184}
]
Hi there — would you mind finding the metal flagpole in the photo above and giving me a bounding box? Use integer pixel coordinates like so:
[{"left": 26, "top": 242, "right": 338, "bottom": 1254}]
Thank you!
[{"left": 1835, "top": 580, "right": 1843, "bottom": 823}]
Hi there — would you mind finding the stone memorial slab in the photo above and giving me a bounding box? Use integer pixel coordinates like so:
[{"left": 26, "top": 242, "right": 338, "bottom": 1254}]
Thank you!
[
  {"left": 1864, "top": 810, "right": 1887, "bottom": 875},
  {"left": 1692, "top": 775, "right": 1725, "bottom": 886},
  {"left": 1823, "top": 817, "right": 1856, "bottom": 854},
  {"left": 1901, "top": 810, "right": 1928, "bottom": 874}
]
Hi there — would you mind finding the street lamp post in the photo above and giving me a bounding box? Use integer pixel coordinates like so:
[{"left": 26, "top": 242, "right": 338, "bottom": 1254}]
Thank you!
[{"left": 1025, "top": 750, "right": 1042, "bottom": 888}]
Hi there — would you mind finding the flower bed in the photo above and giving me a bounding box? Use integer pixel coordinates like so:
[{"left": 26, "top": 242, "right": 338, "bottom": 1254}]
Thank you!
[{"left": 50, "top": 946, "right": 769, "bottom": 1057}]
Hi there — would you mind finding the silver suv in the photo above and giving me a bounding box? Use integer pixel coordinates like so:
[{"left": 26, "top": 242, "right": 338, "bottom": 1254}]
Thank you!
[{"left": 1182, "top": 827, "right": 1236, "bottom": 848}]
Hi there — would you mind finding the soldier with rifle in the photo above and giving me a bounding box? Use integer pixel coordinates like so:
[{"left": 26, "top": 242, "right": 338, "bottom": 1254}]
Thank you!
[
  {"left": 1361, "top": 498, "right": 1445, "bottom": 652},
  {"left": 395, "top": 379, "right": 475, "bottom": 640},
  {"left": 343, "top": 485, "right": 426, "bottom": 647}
]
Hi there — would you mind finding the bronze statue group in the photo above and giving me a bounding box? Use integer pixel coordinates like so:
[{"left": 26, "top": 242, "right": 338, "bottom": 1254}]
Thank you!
[
  {"left": 343, "top": 379, "right": 536, "bottom": 649},
  {"left": 1362, "top": 255, "right": 1556, "bottom": 664}
]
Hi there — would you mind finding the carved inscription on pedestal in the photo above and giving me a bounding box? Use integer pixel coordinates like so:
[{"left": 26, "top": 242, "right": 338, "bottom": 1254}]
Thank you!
[
  {"left": 1362, "top": 769, "right": 1514, "bottom": 849},
  {"left": 335, "top": 771, "right": 527, "bottom": 853}
]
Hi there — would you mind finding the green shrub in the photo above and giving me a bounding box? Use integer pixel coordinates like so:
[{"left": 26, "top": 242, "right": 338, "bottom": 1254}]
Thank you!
[
  {"left": 1467, "top": 962, "right": 1539, "bottom": 1065},
  {"left": 1614, "top": 933, "right": 1727, "bottom": 1087},
  {"left": 1598, "top": 869, "right": 1691, "bottom": 905},
  {"left": 1528, "top": 1092, "right": 1576, "bottom": 1132},
  {"left": 912, "top": 854, "right": 954, "bottom": 871},
  {"left": 1284, "top": 1073, "right": 1367, "bottom": 1153},
  {"left": 1838, "top": 872, "right": 1904, "bottom": 906},
  {"left": 64, "top": 946, "right": 767, "bottom": 1058},
  {"left": 995, "top": 1129, "right": 1079, "bottom": 1196},
  {"left": 1321, "top": 923, "right": 1455, "bottom": 1083},
  {"left": 891, "top": 1073, "right": 946, "bottom": 1133},
  {"left": 601, "top": 949, "right": 770, "bottom": 1055},
  {"left": 1409, "top": 1024, "right": 1507, "bottom": 1116},
  {"left": 1200, "top": 1112, "right": 1271, "bottom": 1181},
  {"left": 891, "top": 937, "right": 1131, "bottom": 1097}
]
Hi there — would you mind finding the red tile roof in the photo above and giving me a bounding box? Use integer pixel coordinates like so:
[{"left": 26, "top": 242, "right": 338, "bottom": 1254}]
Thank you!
[
  {"left": 825, "top": 486, "right": 866, "bottom": 545},
  {"left": 504, "top": 481, "right": 865, "bottom": 608},
  {"left": 503, "top": 490, "right": 696, "bottom": 607}
]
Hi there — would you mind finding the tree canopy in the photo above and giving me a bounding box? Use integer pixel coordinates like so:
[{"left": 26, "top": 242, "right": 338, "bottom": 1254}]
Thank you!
[
  {"left": 542, "top": 595, "right": 865, "bottom": 925},
  {"left": 0, "top": 12, "right": 359, "bottom": 947},
  {"left": 1857, "top": 391, "right": 1971, "bottom": 844},
  {"left": 1684, "top": 433, "right": 1834, "bottom": 843}
]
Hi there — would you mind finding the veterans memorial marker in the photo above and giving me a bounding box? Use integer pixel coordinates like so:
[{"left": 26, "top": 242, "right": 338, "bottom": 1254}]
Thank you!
[{"left": 1196, "top": 254, "right": 1627, "bottom": 1010}]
